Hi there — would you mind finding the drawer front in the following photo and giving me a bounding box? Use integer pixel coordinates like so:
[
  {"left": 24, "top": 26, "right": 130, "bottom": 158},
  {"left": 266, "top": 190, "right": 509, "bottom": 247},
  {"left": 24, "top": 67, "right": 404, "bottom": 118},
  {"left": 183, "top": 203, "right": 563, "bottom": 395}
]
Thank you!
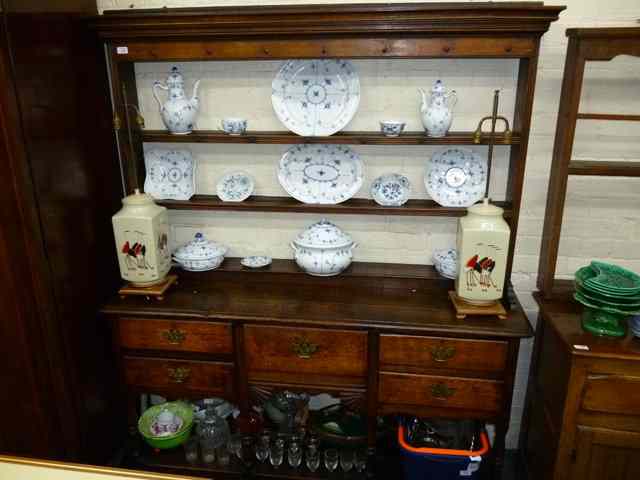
[
  {"left": 244, "top": 325, "right": 367, "bottom": 379},
  {"left": 123, "top": 356, "right": 234, "bottom": 398},
  {"left": 118, "top": 318, "right": 233, "bottom": 355},
  {"left": 380, "top": 334, "right": 507, "bottom": 373},
  {"left": 379, "top": 372, "right": 502, "bottom": 413},
  {"left": 582, "top": 375, "right": 640, "bottom": 416}
]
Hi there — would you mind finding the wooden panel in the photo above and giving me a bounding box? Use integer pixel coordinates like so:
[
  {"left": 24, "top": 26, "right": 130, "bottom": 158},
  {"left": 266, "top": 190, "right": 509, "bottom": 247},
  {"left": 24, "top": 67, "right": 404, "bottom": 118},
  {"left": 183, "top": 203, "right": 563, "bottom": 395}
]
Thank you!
[
  {"left": 582, "top": 375, "right": 640, "bottom": 416},
  {"left": 118, "top": 318, "right": 233, "bottom": 355},
  {"left": 379, "top": 372, "right": 502, "bottom": 413},
  {"left": 158, "top": 195, "right": 513, "bottom": 218},
  {"left": 142, "top": 130, "right": 520, "bottom": 145},
  {"left": 380, "top": 334, "right": 508, "bottom": 373},
  {"left": 568, "top": 160, "right": 640, "bottom": 177},
  {"left": 110, "top": 36, "right": 536, "bottom": 62},
  {"left": 577, "top": 113, "right": 640, "bottom": 122},
  {"left": 244, "top": 325, "right": 367, "bottom": 380},
  {"left": 572, "top": 426, "right": 640, "bottom": 480},
  {"left": 123, "top": 356, "right": 234, "bottom": 398}
]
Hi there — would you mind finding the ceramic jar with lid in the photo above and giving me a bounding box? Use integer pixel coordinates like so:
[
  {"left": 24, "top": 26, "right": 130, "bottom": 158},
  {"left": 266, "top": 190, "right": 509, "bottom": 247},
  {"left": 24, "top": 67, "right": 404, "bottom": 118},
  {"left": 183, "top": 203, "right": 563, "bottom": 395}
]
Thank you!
[
  {"left": 112, "top": 188, "right": 171, "bottom": 286},
  {"left": 173, "top": 232, "right": 227, "bottom": 271},
  {"left": 291, "top": 219, "right": 358, "bottom": 276},
  {"left": 455, "top": 199, "right": 510, "bottom": 305}
]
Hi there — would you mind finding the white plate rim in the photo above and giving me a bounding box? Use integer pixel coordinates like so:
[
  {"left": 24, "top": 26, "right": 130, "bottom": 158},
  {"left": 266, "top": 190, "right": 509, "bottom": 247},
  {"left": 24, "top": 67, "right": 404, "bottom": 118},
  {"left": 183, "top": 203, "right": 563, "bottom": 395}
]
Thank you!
[{"left": 216, "top": 171, "right": 255, "bottom": 202}]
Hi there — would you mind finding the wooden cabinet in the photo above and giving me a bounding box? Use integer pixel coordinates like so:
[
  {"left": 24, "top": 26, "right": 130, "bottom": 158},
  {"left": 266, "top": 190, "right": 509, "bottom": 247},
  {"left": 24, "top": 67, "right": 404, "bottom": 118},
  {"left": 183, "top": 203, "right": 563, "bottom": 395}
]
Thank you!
[
  {"left": 523, "top": 293, "right": 640, "bottom": 480},
  {"left": 572, "top": 427, "right": 640, "bottom": 480},
  {"left": 92, "top": 2, "right": 564, "bottom": 478}
]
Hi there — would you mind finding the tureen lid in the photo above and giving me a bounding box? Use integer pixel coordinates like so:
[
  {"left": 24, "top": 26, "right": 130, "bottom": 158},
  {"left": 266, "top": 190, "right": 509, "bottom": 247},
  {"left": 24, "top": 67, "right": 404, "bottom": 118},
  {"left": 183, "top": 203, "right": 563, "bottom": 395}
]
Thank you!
[
  {"left": 467, "top": 198, "right": 504, "bottom": 216},
  {"left": 293, "top": 219, "right": 353, "bottom": 248},
  {"left": 173, "top": 233, "right": 227, "bottom": 260}
]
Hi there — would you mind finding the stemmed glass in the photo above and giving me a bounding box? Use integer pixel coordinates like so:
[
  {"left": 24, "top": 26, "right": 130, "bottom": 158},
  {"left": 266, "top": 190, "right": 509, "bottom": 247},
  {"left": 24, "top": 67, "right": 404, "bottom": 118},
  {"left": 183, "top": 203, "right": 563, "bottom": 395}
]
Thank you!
[
  {"left": 305, "top": 444, "right": 320, "bottom": 472},
  {"left": 340, "top": 449, "right": 354, "bottom": 472},
  {"left": 287, "top": 440, "right": 303, "bottom": 468},
  {"left": 269, "top": 438, "right": 285, "bottom": 469},
  {"left": 324, "top": 448, "right": 339, "bottom": 473},
  {"left": 355, "top": 449, "right": 368, "bottom": 473},
  {"left": 255, "top": 431, "right": 270, "bottom": 463}
]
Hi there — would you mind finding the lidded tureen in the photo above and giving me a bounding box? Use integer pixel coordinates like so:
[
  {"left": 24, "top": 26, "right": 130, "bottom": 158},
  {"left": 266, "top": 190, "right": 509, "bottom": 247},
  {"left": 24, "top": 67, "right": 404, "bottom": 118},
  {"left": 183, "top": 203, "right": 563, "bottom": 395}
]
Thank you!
[
  {"left": 173, "top": 232, "right": 227, "bottom": 272},
  {"left": 291, "top": 219, "right": 357, "bottom": 276}
]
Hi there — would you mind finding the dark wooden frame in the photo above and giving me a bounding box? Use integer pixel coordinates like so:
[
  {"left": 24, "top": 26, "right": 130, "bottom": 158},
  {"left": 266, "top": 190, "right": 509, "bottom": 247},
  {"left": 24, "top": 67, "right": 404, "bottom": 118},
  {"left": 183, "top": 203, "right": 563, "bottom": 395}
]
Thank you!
[{"left": 537, "top": 27, "right": 640, "bottom": 297}]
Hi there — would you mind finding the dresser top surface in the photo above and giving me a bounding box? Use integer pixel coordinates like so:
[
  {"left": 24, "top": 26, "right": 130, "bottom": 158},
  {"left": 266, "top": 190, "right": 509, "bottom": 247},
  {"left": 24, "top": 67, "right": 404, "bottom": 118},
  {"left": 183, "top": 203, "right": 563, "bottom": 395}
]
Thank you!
[{"left": 102, "top": 259, "right": 531, "bottom": 339}]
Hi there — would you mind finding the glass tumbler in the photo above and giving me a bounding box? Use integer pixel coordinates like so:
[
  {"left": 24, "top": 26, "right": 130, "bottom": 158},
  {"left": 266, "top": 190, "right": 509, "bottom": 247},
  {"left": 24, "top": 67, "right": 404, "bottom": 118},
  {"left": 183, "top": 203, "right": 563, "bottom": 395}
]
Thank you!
[
  {"left": 355, "top": 449, "right": 368, "bottom": 473},
  {"left": 200, "top": 439, "right": 216, "bottom": 464},
  {"left": 183, "top": 435, "right": 199, "bottom": 464},
  {"left": 340, "top": 449, "right": 354, "bottom": 472}
]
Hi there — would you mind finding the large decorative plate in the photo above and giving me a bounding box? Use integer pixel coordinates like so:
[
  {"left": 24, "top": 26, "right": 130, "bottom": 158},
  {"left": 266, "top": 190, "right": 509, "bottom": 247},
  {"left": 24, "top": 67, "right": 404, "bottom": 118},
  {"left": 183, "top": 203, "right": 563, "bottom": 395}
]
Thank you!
[
  {"left": 144, "top": 149, "right": 195, "bottom": 201},
  {"left": 278, "top": 144, "right": 364, "bottom": 204},
  {"left": 425, "top": 147, "right": 487, "bottom": 207},
  {"left": 271, "top": 59, "right": 360, "bottom": 136}
]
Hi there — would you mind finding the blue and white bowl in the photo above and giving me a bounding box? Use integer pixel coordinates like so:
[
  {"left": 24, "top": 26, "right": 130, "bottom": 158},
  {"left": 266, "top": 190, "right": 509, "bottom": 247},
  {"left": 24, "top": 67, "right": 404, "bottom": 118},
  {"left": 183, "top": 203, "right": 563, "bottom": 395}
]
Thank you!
[
  {"left": 433, "top": 248, "right": 458, "bottom": 279},
  {"left": 630, "top": 315, "right": 640, "bottom": 337},
  {"left": 380, "top": 120, "right": 406, "bottom": 137}
]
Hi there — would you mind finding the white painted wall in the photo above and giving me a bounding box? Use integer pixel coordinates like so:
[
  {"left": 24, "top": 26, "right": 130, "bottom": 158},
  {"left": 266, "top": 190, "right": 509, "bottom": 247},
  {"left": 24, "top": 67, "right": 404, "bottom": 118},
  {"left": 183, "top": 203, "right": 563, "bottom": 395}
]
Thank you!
[{"left": 98, "top": 0, "right": 640, "bottom": 448}]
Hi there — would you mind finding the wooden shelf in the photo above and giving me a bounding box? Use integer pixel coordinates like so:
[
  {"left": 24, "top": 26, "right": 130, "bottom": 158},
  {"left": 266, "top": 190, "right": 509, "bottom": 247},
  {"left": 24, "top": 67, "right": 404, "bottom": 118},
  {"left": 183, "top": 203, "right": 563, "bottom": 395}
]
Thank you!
[
  {"left": 577, "top": 113, "right": 640, "bottom": 122},
  {"left": 158, "top": 195, "right": 513, "bottom": 218},
  {"left": 568, "top": 160, "right": 640, "bottom": 177},
  {"left": 141, "top": 130, "right": 520, "bottom": 146}
]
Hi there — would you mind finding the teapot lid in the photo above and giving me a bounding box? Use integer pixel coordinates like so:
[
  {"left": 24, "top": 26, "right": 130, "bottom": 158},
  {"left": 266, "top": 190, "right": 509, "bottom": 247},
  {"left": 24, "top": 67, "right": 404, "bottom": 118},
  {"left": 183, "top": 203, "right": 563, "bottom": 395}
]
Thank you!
[
  {"left": 122, "top": 188, "right": 156, "bottom": 206},
  {"left": 431, "top": 80, "right": 445, "bottom": 94},
  {"left": 467, "top": 198, "right": 504, "bottom": 216},
  {"left": 173, "top": 233, "right": 227, "bottom": 260},
  {"left": 167, "top": 66, "right": 184, "bottom": 85},
  {"left": 293, "top": 219, "right": 353, "bottom": 248}
]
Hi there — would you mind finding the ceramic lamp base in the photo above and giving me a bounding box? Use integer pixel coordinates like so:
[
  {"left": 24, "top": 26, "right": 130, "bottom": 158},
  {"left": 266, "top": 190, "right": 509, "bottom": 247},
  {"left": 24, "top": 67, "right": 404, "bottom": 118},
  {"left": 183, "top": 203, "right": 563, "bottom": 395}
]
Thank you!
[
  {"left": 581, "top": 307, "right": 627, "bottom": 337},
  {"left": 119, "top": 274, "right": 178, "bottom": 301},
  {"left": 449, "top": 291, "right": 507, "bottom": 320}
]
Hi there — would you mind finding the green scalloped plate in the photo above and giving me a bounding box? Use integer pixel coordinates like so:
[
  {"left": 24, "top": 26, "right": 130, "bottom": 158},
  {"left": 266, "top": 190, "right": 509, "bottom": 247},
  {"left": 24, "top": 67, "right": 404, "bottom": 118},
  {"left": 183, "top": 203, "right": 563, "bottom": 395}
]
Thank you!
[
  {"left": 574, "top": 291, "right": 640, "bottom": 316},
  {"left": 581, "top": 307, "right": 627, "bottom": 337},
  {"left": 575, "top": 266, "right": 640, "bottom": 297},
  {"left": 575, "top": 282, "right": 640, "bottom": 307},
  {"left": 586, "top": 261, "right": 640, "bottom": 293}
]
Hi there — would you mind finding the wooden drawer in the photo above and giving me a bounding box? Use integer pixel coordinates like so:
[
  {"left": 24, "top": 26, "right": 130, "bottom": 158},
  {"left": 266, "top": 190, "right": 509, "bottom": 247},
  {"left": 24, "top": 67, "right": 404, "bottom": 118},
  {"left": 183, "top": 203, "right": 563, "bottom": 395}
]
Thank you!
[
  {"left": 379, "top": 372, "right": 502, "bottom": 413},
  {"left": 582, "top": 375, "right": 640, "bottom": 416},
  {"left": 244, "top": 325, "right": 367, "bottom": 380},
  {"left": 123, "top": 356, "right": 234, "bottom": 398},
  {"left": 380, "top": 334, "right": 507, "bottom": 373},
  {"left": 117, "top": 318, "right": 233, "bottom": 355}
]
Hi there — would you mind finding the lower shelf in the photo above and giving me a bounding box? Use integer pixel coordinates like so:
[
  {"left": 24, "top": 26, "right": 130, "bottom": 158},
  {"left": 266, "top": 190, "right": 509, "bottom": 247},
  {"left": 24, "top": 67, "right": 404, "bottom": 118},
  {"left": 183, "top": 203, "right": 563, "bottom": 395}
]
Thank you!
[{"left": 134, "top": 446, "right": 367, "bottom": 479}]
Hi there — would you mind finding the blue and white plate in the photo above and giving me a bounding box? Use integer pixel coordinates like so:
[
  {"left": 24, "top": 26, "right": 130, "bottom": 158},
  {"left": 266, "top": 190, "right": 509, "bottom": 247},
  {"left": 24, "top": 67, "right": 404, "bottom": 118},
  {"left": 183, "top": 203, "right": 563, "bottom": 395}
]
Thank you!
[
  {"left": 271, "top": 59, "right": 360, "bottom": 137},
  {"left": 278, "top": 144, "right": 364, "bottom": 204},
  {"left": 371, "top": 174, "right": 411, "bottom": 206},
  {"left": 217, "top": 171, "right": 254, "bottom": 202},
  {"left": 425, "top": 148, "right": 487, "bottom": 207},
  {"left": 144, "top": 149, "right": 195, "bottom": 201},
  {"left": 241, "top": 255, "right": 272, "bottom": 269}
]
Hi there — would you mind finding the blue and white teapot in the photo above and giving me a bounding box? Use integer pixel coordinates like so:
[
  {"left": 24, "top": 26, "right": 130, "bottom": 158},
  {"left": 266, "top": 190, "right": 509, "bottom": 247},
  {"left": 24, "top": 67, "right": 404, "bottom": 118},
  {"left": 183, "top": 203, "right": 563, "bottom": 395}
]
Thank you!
[
  {"left": 153, "top": 66, "right": 201, "bottom": 135},
  {"left": 419, "top": 80, "right": 457, "bottom": 138}
]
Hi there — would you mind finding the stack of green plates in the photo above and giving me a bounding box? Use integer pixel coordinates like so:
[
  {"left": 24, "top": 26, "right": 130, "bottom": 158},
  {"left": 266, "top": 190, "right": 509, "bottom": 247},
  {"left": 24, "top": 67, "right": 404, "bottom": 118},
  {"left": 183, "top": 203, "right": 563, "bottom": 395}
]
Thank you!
[{"left": 574, "top": 261, "right": 640, "bottom": 337}]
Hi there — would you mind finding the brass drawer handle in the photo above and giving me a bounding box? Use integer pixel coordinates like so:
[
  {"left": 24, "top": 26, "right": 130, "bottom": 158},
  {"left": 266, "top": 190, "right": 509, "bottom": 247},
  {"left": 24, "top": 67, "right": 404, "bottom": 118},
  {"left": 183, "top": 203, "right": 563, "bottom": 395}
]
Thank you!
[
  {"left": 291, "top": 337, "right": 318, "bottom": 359},
  {"left": 430, "top": 345, "right": 456, "bottom": 363},
  {"left": 167, "top": 367, "right": 190, "bottom": 384},
  {"left": 431, "top": 383, "right": 456, "bottom": 399},
  {"left": 162, "top": 328, "right": 186, "bottom": 345}
]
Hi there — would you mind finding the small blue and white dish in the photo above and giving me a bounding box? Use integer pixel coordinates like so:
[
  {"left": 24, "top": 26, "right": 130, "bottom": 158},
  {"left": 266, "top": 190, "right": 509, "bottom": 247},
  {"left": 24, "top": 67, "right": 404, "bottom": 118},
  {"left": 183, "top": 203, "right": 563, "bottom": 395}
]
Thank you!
[{"left": 371, "top": 174, "right": 411, "bottom": 207}]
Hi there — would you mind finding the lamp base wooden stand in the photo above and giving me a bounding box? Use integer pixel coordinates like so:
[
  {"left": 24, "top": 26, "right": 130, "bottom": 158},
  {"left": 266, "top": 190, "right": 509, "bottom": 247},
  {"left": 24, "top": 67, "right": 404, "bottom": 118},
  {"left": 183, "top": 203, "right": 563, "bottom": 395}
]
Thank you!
[
  {"left": 449, "top": 291, "right": 508, "bottom": 320},
  {"left": 118, "top": 274, "right": 178, "bottom": 301}
]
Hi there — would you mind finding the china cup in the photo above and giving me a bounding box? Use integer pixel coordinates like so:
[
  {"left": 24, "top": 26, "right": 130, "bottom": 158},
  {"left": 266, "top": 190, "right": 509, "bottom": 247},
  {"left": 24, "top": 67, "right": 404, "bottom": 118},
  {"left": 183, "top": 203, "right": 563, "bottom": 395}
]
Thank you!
[
  {"left": 221, "top": 118, "right": 247, "bottom": 135},
  {"left": 379, "top": 120, "right": 406, "bottom": 137}
]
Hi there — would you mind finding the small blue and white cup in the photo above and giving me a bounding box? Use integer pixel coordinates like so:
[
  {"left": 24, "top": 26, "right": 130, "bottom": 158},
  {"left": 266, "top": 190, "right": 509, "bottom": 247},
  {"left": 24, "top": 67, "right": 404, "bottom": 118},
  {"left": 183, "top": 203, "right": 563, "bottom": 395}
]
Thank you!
[
  {"left": 380, "top": 120, "right": 406, "bottom": 137},
  {"left": 221, "top": 118, "right": 247, "bottom": 135}
]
